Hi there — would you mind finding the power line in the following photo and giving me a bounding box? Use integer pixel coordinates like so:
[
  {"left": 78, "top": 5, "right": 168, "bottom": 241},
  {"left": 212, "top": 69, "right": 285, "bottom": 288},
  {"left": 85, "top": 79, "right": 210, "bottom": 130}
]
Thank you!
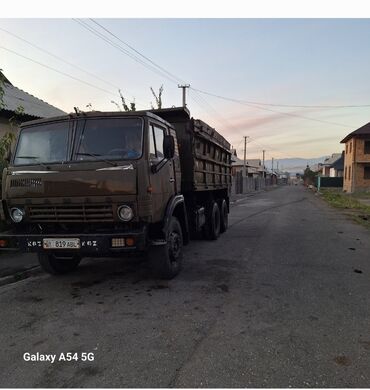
[
  {"left": 73, "top": 19, "right": 181, "bottom": 86},
  {"left": 0, "top": 26, "right": 120, "bottom": 91},
  {"left": 88, "top": 21, "right": 370, "bottom": 112},
  {"left": 0, "top": 45, "right": 120, "bottom": 98},
  {"left": 190, "top": 87, "right": 370, "bottom": 109},
  {"left": 90, "top": 19, "right": 187, "bottom": 85},
  {"left": 248, "top": 136, "right": 301, "bottom": 160},
  {"left": 190, "top": 91, "right": 303, "bottom": 160},
  {"left": 0, "top": 31, "right": 149, "bottom": 109},
  {"left": 190, "top": 87, "right": 352, "bottom": 128},
  {"left": 3, "top": 20, "right": 359, "bottom": 143},
  {"left": 75, "top": 20, "right": 355, "bottom": 130}
]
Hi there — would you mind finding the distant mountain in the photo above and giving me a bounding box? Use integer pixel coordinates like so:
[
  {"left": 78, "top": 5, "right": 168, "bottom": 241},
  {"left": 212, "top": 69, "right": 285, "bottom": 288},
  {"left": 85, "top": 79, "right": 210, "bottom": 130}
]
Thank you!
[{"left": 264, "top": 156, "right": 328, "bottom": 174}]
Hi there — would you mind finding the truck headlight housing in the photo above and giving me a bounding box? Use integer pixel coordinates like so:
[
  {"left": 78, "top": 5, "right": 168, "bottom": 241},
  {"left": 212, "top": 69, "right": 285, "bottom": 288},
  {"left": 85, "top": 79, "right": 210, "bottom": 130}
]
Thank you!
[
  {"left": 117, "top": 205, "right": 133, "bottom": 222},
  {"left": 10, "top": 207, "right": 25, "bottom": 223}
]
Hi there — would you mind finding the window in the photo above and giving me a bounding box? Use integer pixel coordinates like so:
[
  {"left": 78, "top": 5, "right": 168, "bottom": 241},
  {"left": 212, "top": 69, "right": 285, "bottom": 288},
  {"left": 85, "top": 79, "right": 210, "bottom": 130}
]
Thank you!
[
  {"left": 364, "top": 141, "right": 370, "bottom": 154},
  {"left": 349, "top": 166, "right": 351, "bottom": 180},
  {"left": 14, "top": 122, "right": 69, "bottom": 165},
  {"left": 345, "top": 144, "right": 348, "bottom": 154},
  {"left": 349, "top": 142, "right": 352, "bottom": 154},
  {"left": 364, "top": 166, "right": 370, "bottom": 180},
  {"left": 149, "top": 127, "right": 156, "bottom": 158},
  {"left": 74, "top": 118, "right": 143, "bottom": 161},
  {"left": 345, "top": 166, "right": 347, "bottom": 180},
  {"left": 149, "top": 124, "right": 165, "bottom": 159}
]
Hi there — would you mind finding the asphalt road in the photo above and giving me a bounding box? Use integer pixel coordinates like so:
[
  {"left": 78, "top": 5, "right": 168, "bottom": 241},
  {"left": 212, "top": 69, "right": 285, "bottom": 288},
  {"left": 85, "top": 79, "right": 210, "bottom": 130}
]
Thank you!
[{"left": 1, "top": 185, "right": 370, "bottom": 387}]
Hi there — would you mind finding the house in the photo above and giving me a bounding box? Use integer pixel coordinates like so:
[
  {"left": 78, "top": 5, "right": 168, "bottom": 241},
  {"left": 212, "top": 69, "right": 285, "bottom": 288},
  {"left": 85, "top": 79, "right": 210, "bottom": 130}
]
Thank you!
[
  {"left": 320, "top": 153, "right": 343, "bottom": 177},
  {"left": 0, "top": 70, "right": 66, "bottom": 138},
  {"left": 231, "top": 149, "right": 266, "bottom": 177},
  {"left": 341, "top": 122, "right": 370, "bottom": 193},
  {"left": 329, "top": 151, "right": 344, "bottom": 178}
]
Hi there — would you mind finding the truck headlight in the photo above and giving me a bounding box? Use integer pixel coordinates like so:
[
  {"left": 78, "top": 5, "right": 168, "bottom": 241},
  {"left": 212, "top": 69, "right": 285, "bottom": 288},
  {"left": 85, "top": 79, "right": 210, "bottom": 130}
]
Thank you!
[
  {"left": 117, "top": 205, "right": 133, "bottom": 222},
  {"left": 10, "top": 207, "right": 25, "bottom": 223}
]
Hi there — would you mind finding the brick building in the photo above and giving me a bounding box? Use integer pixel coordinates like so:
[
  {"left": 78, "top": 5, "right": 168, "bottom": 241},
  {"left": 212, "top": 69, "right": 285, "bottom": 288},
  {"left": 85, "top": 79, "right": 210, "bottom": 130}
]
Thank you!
[{"left": 341, "top": 122, "right": 370, "bottom": 193}]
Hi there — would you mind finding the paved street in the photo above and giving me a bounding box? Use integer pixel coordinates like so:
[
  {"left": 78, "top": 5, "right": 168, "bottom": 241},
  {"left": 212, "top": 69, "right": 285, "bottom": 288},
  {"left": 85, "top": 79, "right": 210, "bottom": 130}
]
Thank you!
[{"left": 1, "top": 185, "right": 370, "bottom": 387}]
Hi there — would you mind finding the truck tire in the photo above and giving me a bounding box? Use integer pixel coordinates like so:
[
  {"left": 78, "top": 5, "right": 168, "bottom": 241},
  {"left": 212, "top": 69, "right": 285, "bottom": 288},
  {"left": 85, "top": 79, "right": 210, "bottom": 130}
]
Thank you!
[
  {"left": 149, "top": 216, "right": 183, "bottom": 279},
  {"left": 204, "top": 201, "right": 221, "bottom": 240},
  {"left": 38, "top": 253, "right": 81, "bottom": 275},
  {"left": 220, "top": 199, "right": 228, "bottom": 233}
]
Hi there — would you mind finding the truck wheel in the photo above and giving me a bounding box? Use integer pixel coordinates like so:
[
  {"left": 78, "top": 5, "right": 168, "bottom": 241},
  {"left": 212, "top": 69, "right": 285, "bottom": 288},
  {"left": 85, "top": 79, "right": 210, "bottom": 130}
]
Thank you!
[
  {"left": 220, "top": 199, "right": 228, "bottom": 233},
  {"left": 149, "top": 217, "right": 183, "bottom": 279},
  {"left": 38, "top": 253, "right": 81, "bottom": 275},
  {"left": 204, "top": 201, "right": 221, "bottom": 240}
]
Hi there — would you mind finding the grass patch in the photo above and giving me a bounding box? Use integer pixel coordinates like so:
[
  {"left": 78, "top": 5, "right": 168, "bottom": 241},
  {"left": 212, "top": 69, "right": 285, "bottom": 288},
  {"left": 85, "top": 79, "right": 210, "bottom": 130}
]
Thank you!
[
  {"left": 320, "top": 188, "right": 370, "bottom": 211},
  {"left": 320, "top": 188, "right": 370, "bottom": 229}
]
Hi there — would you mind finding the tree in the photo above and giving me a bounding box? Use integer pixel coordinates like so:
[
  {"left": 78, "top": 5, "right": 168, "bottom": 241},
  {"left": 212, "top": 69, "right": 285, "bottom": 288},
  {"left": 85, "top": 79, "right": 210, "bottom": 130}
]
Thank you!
[
  {"left": 150, "top": 85, "right": 163, "bottom": 109},
  {"left": 0, "top": 70, "right": 20, "bottom": 161},
  {"left": 111, "top": 89, "right": 136, "bottom": 112},
  {"left": 303, "top": 165, "right": 317, "bottom": 186}
]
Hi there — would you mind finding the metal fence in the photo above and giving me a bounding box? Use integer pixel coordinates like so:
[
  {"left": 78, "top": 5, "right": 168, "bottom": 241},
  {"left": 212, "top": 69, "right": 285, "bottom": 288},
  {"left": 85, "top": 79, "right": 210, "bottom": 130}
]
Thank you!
[{"left": 315, "top": 176, "right": 343, "bottom": 188}]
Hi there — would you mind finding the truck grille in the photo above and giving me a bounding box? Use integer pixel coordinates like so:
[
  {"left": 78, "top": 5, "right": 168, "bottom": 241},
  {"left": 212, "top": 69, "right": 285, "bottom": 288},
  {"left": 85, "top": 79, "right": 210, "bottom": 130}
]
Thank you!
[
  {"left": 28, "top": 204, "right": 114, "bottom": 223},
  {"left": 11, "top": 178, "right": 42, "bottom": 188}
]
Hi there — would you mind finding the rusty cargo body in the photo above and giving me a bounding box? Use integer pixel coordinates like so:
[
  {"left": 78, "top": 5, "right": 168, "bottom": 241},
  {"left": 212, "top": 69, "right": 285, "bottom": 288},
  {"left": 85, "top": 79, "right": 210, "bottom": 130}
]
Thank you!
[
  {"left": 0, "top": 107, "right": 231, "bottom": 279},
  {"left": 154, "top": 108, "right": 231, "bottom": 193}
]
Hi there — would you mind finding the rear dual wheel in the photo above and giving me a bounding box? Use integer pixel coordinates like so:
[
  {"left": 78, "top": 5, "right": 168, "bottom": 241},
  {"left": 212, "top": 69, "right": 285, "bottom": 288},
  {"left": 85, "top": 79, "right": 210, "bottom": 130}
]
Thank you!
[
  {"left": 204, "top": 199, "right": 228, "bottom": 240},
  {"left": 204, "top": 201, "right": 221, "bottom": 240}
]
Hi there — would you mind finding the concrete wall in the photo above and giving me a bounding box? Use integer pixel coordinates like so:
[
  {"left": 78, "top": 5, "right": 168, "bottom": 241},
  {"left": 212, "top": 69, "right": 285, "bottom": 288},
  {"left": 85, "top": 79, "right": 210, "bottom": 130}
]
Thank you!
[{"left": 231, "top": 175, "right": 274, "bottom": 196}]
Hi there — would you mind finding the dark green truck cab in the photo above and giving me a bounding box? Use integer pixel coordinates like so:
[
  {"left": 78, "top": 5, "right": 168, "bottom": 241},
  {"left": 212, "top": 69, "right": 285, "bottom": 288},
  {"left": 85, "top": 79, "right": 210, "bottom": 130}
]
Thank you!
[{"left": 0, "top": 107, "right": 231, "bottom": 279}]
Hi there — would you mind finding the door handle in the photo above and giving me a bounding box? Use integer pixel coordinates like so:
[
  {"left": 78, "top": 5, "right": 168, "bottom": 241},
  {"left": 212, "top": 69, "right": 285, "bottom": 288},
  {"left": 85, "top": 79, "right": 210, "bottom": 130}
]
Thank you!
[{"left": 169, "top": 178, "right": 175, "bottom": 183}]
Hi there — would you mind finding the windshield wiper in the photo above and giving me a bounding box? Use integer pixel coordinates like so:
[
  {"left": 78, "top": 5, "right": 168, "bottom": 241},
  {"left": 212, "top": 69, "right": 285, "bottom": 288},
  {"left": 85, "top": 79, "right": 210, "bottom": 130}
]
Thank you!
[
  {"left": 75, "top": 153, "right": 117, "bottom": 167},
  {"left": 16, "top": 156, "right": 51, "bottom": 169}
]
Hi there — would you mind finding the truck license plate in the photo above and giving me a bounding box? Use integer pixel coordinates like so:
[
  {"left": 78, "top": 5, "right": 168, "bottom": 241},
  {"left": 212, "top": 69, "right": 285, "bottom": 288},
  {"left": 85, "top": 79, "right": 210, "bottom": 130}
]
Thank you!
[{"left": 43, "top": 238, "right": 80, "bottom": 249}]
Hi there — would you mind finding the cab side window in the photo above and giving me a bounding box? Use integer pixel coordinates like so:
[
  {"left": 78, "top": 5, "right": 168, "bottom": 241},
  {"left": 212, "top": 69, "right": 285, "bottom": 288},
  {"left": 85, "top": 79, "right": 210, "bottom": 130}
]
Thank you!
[
  {"left": 149, "top": 124, "right": 165, "bottom": 159},
  {"left": 149, "top": 126, "right": 156, "bottom": 158}
]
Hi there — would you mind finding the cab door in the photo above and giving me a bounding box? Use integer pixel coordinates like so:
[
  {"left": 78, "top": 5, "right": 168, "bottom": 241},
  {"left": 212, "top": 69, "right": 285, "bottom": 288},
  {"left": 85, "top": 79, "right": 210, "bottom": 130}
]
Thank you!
[{"left": 148, "top": 122, "right": 176, "bottom": 221}]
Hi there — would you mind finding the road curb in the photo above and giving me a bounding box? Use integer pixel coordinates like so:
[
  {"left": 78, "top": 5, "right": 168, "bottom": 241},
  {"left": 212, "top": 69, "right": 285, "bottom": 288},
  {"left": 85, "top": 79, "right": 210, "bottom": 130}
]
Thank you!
[{"left": 0, "top": 266, "right": 42, "bottom": 287}]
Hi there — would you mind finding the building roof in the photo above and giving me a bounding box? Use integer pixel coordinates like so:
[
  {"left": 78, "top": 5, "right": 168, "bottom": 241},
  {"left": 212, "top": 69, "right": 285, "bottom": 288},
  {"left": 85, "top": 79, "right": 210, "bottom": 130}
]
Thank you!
[
  {"left": 231, "top": 152, "right": 264, "bottom": 170},
  {"left": 1, "top": 72, "right": 66, "bottom": 118},
  {"left": 341, "top": 122, "right": 370, "bottom": 143},
  {"left": 331, "top": 152, "right": 344, "bottom": 170},
  {"left": 322, "top": 153, "right": 342, "bottom": 166}
]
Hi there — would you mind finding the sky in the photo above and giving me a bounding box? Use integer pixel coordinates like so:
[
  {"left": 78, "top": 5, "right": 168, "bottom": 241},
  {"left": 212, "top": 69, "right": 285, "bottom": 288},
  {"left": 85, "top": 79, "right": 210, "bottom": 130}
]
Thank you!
[{"left": 1, "top": 18, "right": 370, "bottom": 161}]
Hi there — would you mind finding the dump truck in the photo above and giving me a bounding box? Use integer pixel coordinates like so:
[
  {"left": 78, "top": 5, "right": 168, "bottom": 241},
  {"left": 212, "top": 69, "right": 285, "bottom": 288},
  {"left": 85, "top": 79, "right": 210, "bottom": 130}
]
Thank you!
[{"left": 0, "top": 107, "right": 231, "bottom": 279}]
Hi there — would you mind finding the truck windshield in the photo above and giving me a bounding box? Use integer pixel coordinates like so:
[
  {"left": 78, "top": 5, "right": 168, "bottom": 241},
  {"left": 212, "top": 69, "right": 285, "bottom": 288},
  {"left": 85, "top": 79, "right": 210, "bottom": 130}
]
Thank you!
[
  {"left": 14, "top": 122, "right": 69, "bottom": 166},
  {"left": 13, "top": 117, "right": 144, "bottom": 166},
  {"left": 74, "top": 118, "right": 143, "bottom": 161}
]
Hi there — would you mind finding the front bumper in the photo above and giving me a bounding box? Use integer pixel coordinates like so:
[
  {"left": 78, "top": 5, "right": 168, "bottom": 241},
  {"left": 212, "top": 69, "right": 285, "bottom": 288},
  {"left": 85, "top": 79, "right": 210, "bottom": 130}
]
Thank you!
[{"left": 0, "top": 228, "right": 148, "bottom": 255}]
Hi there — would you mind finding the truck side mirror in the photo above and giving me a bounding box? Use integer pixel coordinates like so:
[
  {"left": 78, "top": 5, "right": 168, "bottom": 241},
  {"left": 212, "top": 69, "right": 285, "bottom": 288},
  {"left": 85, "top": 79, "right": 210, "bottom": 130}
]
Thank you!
[{"left": 163, "top": 135, "right": 175, "bottom": 159}]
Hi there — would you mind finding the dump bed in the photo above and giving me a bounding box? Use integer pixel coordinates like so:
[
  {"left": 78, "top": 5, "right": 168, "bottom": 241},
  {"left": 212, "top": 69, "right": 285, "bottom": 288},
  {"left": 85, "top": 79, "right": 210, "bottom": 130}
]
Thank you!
[{"left": 151, "top": 107, "right": 232, "bottom": 193}]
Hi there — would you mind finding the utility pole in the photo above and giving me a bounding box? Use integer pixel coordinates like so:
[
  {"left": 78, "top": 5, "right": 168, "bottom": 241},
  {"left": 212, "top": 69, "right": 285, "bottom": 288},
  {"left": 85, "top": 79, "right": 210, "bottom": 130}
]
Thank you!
[
  {"left": 178, "top": 84, "right": 190, "bottom": 107},
  {"left": 272, "top": 157, "right": 274, "bottom": 173},
  {"left": 243, "top": 136, "right": 249, "bottom": 177},
  {"left": 277, "top": 160, "right": 279, "bottom": 172},
  {"left": 262, "top": 150, "right": 265, "bottom": 178}
]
